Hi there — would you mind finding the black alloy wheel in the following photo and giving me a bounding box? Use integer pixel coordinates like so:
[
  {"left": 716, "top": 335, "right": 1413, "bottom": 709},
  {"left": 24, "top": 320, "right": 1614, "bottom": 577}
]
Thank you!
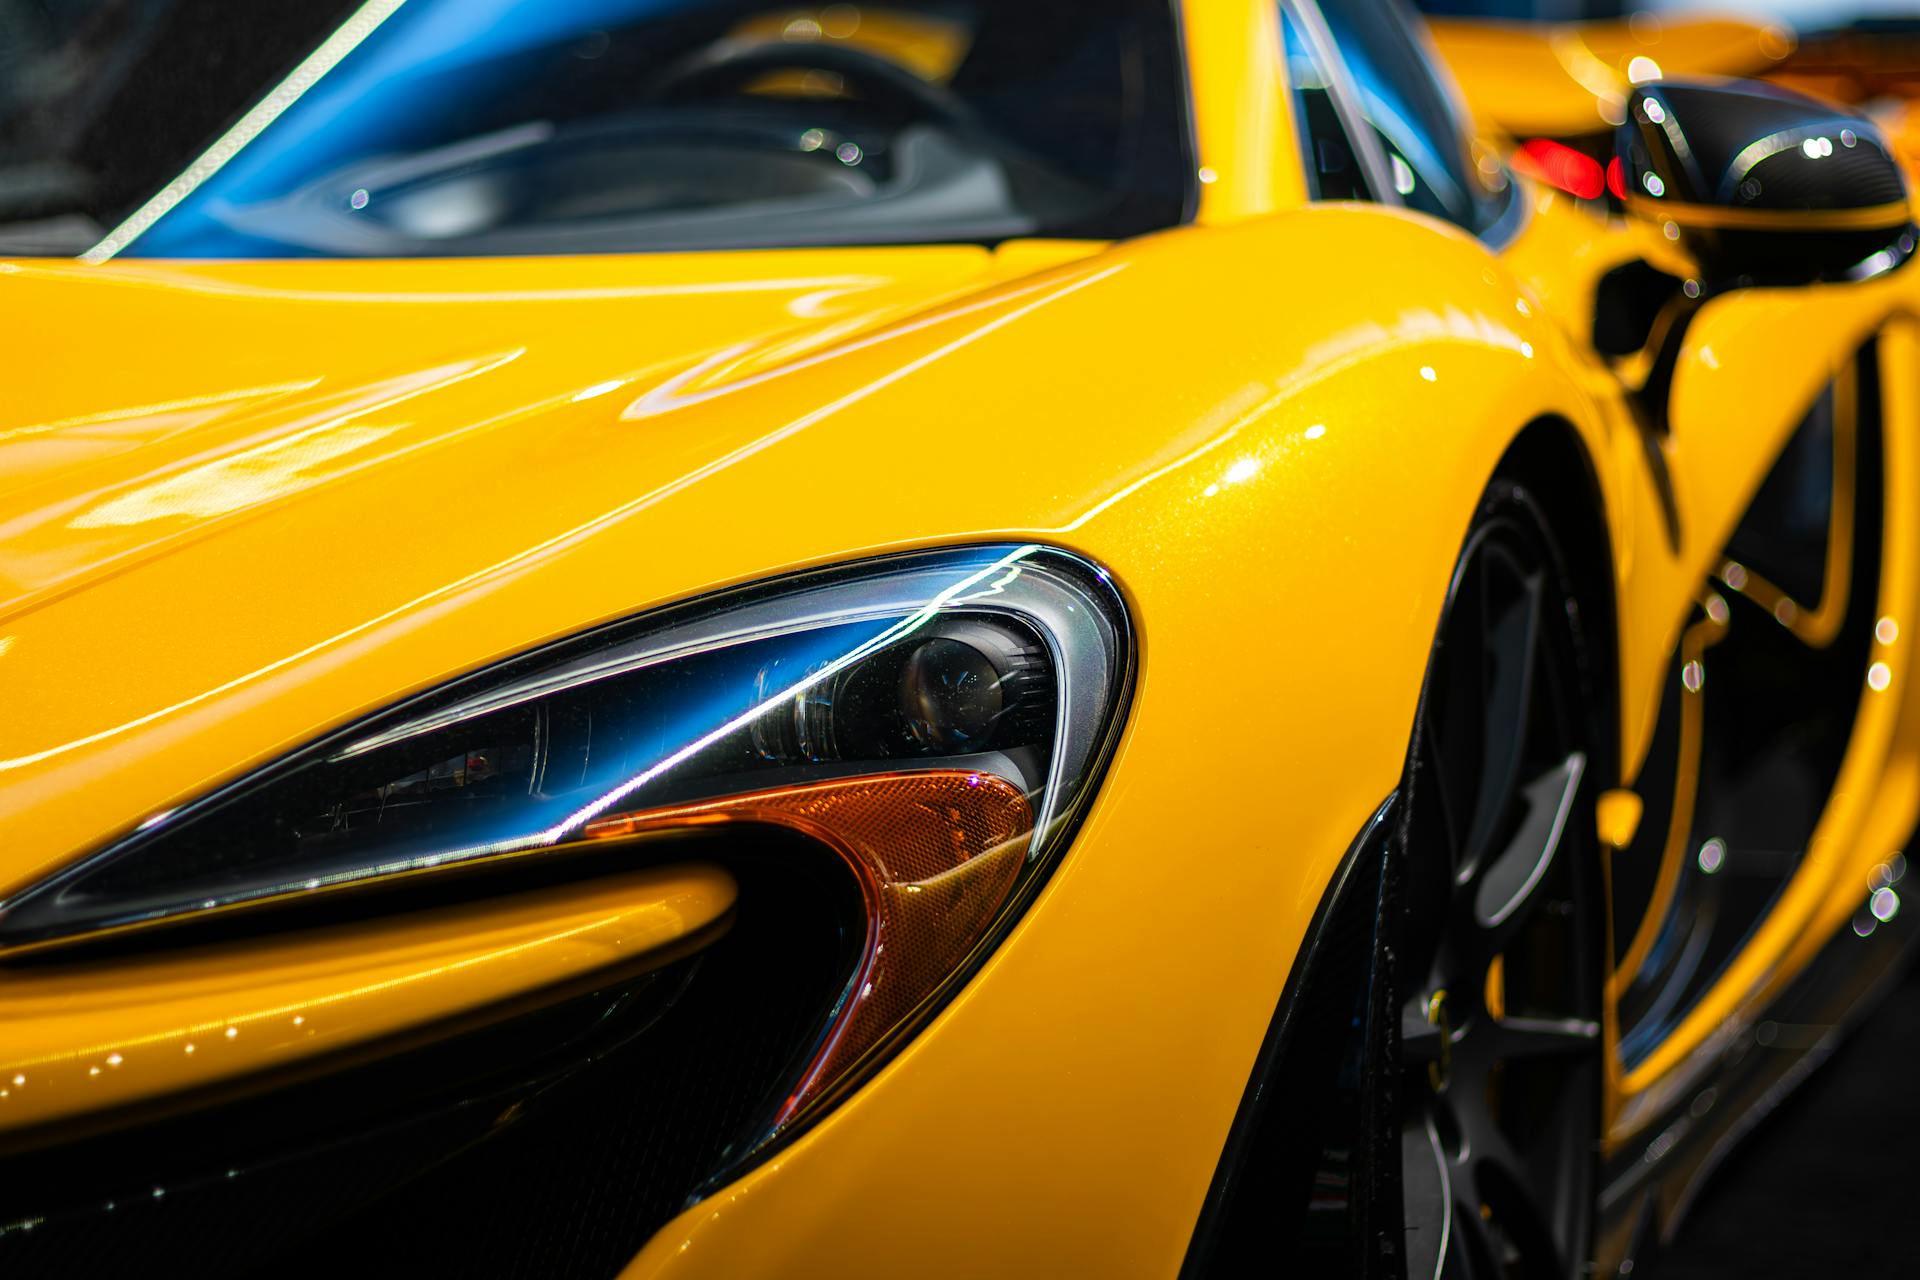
[{"left": 1371, "top": 482, "right": 1606, "bottom": 1280}]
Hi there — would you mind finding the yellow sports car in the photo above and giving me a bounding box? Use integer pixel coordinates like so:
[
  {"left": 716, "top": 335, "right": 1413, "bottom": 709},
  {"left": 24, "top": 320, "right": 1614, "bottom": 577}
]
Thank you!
[{"left": 2, "top": 1, "right": 1916, "bottom": 1276}]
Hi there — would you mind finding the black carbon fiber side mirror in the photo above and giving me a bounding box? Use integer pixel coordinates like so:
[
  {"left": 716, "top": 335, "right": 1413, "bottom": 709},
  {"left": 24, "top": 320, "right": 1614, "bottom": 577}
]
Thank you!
[{"left": 1618, "top": 79, "right": 1915, "bottom": 289}]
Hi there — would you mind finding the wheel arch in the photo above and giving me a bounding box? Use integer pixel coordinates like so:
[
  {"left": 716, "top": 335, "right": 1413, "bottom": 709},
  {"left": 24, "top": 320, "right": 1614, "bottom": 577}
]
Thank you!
[
  {"left": 1495, "top": 414, "right": 1624, "bottom": 790},
  {"left": 1176, "top": 412, "right": 1625, "bottom": 1276}
]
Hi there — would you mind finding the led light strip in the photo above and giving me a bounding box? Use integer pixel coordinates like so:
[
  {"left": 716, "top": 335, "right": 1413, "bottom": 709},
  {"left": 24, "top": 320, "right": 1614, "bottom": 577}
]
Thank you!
[{"left": 81, "top": 0, "right": 411, "bottom": 263}]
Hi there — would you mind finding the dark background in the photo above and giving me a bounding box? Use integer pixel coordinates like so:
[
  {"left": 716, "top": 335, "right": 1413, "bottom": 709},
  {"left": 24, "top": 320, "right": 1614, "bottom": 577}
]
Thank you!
[{"left": 1648, "top": 959, "right": 1920, "bottom": 1278}]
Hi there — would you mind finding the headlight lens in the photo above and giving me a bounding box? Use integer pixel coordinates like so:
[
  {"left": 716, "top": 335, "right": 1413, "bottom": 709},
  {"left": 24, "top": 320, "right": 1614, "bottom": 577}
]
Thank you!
[{"left": 0, "top": 544, "right": 1130, "bottom": 1130}]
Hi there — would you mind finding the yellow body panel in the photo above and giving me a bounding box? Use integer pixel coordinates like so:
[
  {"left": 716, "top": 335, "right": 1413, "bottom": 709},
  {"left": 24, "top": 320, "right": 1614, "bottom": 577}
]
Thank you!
[
  {"left": 1615, "top": 314, "right": 1920, "bottom": 1125},
  {"left": 1184, "top": 0, "right": 1305, "bottom": 220},
  {"left": 4, "top": 0, "right": 1920, "bottom": 1271},
  {"left": 0, "top": 863, "right": 734, "bottom": 1140},
  {"left": 0, "top": 211, "right": 1611, "bottom": 1272}
]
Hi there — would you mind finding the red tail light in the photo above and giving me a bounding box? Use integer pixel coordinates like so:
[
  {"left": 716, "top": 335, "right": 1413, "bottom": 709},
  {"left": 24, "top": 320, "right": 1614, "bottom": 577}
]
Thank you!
[{"left": 1516, "top": 137, "right": 1606, "bottom": 201}]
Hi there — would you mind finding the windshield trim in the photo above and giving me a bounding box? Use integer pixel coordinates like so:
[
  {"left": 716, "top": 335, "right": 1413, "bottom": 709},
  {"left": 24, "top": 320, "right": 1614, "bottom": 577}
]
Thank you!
[{"left": 83, "top": 0, "right": 410, "bottom": 263}]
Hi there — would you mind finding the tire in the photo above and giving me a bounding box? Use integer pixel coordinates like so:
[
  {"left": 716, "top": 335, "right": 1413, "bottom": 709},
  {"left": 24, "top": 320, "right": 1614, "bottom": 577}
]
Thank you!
[{"left": 1368, "top": 481, "right": 1606, "bottom": 1280}]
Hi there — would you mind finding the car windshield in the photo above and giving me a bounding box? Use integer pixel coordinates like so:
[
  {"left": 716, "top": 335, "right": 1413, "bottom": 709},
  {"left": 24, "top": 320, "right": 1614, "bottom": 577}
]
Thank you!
[{"left": 0, "top": 0, "right": 1191, "bottom": 259}]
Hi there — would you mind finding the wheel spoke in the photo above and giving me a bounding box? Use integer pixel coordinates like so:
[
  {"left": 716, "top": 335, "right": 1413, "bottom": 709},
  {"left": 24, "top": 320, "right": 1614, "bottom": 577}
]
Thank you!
[
  {"left": 1533, "top": 1066, "right": 1602, "bottom": 1260},
  {"left": 1387, "top": 495, "right": 1600, "bottom": 1280},
  {"left": 1401, "top": 1106, "right": 1453, "bottom": 1280},
  {"left": 1446, "top": 1184, "right": 1504, "bottom": 1279},
  {"left": 1425, "top": 558, "right": 1489, "bottom": 872},
  {"left": 1484, "top": 1014, "right": 1600, "bottom": 1061},
  {"left": 1459, "top": 561, "right": 1544, "bottom": 877},
  {"left": 1456, "top": 1095, "right": 1567, "bottom": 1277},
  {"left": 1402, "top": 1001, "right": 1448, "bottom": 1068},
  {"left": 1472, "top": 752, "right": 1585, "bottom": 949}
]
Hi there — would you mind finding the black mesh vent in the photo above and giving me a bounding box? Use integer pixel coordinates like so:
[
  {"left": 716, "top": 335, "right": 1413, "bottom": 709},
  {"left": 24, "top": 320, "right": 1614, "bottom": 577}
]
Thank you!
[{"left": 0, "top": 835, "right": 862, "bottom": 1280}]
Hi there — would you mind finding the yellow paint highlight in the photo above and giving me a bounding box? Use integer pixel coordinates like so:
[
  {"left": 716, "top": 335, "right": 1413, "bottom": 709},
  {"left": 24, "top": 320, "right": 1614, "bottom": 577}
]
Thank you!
[
  {"left": 1596, "top": 788, "right": 1644, "bottom": 850},
  {"left": 0, "top": 863, "right": 734, "bottom": 1137}
]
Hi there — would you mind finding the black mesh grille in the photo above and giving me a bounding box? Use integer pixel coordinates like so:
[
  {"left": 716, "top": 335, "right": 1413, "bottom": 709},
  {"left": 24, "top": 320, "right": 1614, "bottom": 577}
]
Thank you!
[{"left": 0, "top": 835, "right": 862, "bottom": 1280}]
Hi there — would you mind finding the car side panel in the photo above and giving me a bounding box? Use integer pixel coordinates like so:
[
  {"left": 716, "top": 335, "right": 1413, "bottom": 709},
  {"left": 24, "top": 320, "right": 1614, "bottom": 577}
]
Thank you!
[
  {"left": 0, "top": 210, "right": 1629, "bottom": 1258},
  {"left": 1615, "top": 311, "right": 1920, "bottom": 1117},
  {"left": 616, "top": 207, "right": 1638, "bottom": 1278}
]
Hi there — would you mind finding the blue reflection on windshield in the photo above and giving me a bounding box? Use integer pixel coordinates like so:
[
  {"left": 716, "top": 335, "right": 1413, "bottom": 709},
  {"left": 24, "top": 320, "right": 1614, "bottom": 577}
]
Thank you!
[{"left": 133, "top": 0, "right": 685, "bottom": 256}]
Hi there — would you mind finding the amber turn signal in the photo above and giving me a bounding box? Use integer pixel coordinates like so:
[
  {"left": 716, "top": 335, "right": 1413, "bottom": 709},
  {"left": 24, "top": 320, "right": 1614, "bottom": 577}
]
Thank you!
[{"left": 586, "top": 770, "right": 1032, "bottom": 1125}]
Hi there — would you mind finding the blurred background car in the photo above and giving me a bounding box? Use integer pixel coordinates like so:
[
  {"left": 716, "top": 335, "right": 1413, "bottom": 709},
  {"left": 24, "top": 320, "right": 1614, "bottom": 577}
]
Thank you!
[{"left": 1411, "top": 0, "right": 1920, "bottom": 209}]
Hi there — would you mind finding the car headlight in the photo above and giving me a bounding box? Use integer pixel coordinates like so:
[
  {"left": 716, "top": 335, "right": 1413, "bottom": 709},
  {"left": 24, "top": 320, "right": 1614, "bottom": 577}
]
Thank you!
[{"left": 0, "top": 544, "right": 1130, "bottom": 1132}]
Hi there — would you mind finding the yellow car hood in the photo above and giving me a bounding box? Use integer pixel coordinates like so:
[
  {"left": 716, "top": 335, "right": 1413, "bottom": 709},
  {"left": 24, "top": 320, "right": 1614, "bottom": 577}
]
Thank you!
[
  {"left": 0, "top": 242, "right": 1101, "bottom": 894},
  {"left": 0, "top": 206, "right": 1592, "bottom": 916},
  {"left": 0, "top": 246, "right": 1101, "bottom": 613}
]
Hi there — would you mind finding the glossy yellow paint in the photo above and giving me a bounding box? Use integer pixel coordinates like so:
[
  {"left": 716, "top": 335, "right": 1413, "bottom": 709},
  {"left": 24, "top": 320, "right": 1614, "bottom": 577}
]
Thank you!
[
  {"left": 1506, "top": 125, "right": 1920, "bottom": 1148},
  {"left": 1598, "top": 354, "right": 1865, "bottom": 1122},
  {"left": 1717, "top": 357, "right": 1857, "bottom": 649},
  {"left": 0, "top": 203, "right": 1611, "bottom": 1273},
  {"left": 0, "top": 862, "right": 733, "bottom": 1141},
  {"left": 1184, "top": 0, "right": 1304, "bottom": 220},
  {"left": 1787, "top": 318, "right": 1920, "bottom": 964},
  {"left": 1, "top": 1, "right": 1918, "bottom": 1272},
  {"left": 1614, "top": 317, "right": 1920, "bottom": 1128},
  {"left": 1611, "top": 600, "right": 1725, "bottom": 999},
  {"left": 1430, "top": 0, "right": 1920, "bottom": 1145},
  {"left": 1595, "top": 787, "right": 1644, "bottom": 850}
]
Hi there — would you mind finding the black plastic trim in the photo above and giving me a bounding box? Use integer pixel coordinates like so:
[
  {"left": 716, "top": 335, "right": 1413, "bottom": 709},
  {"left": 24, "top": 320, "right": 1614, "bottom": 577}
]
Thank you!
[{"left": 1179, "top": 792, "right": 1397, "bottom": 1277}]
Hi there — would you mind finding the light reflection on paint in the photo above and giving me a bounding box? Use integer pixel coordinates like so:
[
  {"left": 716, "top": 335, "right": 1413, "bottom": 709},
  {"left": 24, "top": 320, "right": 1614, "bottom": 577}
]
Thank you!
[
  {"left": 63, "top": 351, "right": 519, "bottom": 529},
  {"left": 70, "top": 424, "right": 402, "bottom": 528},
  {"left": 623, "top": 264, "right": 1123, "bottom": 419},
  {"left": 0, "top": 873, "right": 732, "bottom": 1142},
  {"left": 570, "top": 379, "right": 630, "bottom": 403},
  {"left": 0, "top": 380, "right": 323, "bottom": 447},
  {"left": 0, "top": 267, "right": 1112, "bottom": 780}
]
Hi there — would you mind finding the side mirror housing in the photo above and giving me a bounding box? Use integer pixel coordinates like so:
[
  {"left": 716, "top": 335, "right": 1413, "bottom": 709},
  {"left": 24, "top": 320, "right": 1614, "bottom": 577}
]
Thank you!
[{"left": 1617, "top": 80, "right": 1915, "bottom": 290}]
